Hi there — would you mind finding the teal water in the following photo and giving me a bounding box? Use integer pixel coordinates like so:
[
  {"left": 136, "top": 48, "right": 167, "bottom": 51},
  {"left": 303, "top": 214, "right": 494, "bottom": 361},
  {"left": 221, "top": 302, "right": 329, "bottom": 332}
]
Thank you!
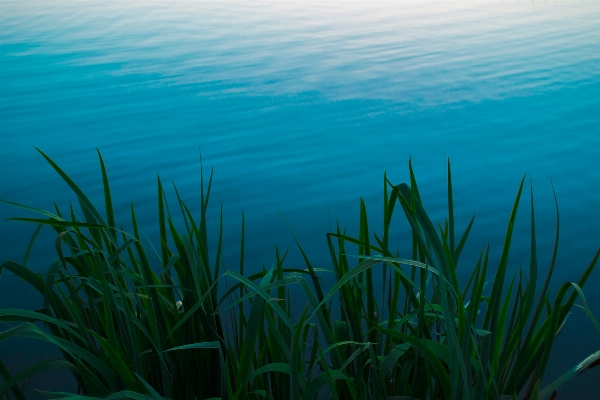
[{"left": 1, "top": 1, "right": 600, "bottom": 397}]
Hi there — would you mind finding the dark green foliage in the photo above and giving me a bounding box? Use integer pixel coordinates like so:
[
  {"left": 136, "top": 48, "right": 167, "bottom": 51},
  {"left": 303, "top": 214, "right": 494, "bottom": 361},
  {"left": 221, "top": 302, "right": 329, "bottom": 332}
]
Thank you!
[{"left": 1, "top": 150, "right": 599, "bottom": 399}]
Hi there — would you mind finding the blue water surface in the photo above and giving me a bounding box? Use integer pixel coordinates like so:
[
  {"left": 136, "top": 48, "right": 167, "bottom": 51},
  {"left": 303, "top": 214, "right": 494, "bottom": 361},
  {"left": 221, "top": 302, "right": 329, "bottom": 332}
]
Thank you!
[{"left": 1, "top": 1, "right": 599, "bottom": 398}]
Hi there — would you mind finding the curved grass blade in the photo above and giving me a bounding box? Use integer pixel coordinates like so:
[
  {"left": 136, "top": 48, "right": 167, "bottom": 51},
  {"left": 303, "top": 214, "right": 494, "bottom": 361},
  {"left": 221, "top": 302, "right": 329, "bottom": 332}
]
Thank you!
[
  {"left": 97, "top": 150, "right": 117, "bottom": 244},
  {"left": 538, "top": 350, "right": 600, "bottom": 399},
  {"left": 0, "top": 359, "right": 78, "bottom": 396},
  {"left": 234, "top": 296, "right": 265, "bottom": 400},
  {"left": 34, "top": 148, "right": 107, "bottom": 227},
  {"left": 0, "top": 357, "right": 27, "bottom": 400}
]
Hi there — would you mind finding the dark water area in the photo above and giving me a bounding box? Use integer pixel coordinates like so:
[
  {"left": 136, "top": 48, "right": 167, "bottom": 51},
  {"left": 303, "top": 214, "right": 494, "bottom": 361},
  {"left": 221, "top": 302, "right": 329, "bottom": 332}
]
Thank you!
[{"left": 1, "top": 1, "right": 599, "bottom": 398}]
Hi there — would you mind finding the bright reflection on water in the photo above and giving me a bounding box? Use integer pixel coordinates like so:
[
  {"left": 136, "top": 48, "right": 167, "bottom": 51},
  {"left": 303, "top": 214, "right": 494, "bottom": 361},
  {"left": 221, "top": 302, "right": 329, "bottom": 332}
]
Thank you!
[
  {"left": 2, "top": 1, "right": 599, "bottom": 102},
  {"left": 1, "top": 1, "right": 600, "bottom": 398}
]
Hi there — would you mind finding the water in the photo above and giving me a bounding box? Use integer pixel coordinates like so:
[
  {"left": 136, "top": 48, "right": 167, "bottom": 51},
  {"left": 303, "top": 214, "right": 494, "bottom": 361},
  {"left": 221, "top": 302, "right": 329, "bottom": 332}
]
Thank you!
[{"left": 1, "top": 1, "right": 599, "bottom": 397}]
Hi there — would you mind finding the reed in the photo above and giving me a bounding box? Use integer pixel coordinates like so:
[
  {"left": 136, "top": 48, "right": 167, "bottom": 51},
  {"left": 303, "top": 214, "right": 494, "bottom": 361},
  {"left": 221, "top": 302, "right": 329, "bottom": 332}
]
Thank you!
[{"left": 1, "top": 149, "right": 598, "bottom": 400}]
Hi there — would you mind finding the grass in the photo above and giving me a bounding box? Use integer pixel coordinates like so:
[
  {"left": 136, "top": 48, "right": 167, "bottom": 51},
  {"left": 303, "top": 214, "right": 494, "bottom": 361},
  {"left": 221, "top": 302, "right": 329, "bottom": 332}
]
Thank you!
[{"left": 1, "top": 148, "right": 599, "bottom": 400}]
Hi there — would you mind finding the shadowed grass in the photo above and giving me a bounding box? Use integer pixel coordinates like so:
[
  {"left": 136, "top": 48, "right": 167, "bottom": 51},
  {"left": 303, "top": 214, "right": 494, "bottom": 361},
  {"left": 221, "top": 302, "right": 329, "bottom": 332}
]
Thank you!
[{"left": 1, "top": 149, "right": 599, "bottom": 399}]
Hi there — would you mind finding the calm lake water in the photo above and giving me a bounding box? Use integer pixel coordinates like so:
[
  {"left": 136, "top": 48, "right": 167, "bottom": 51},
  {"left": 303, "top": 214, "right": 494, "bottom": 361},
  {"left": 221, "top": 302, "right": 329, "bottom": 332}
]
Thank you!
[{"left": 1, "top": 1, "right": 599, "bottom": 397}]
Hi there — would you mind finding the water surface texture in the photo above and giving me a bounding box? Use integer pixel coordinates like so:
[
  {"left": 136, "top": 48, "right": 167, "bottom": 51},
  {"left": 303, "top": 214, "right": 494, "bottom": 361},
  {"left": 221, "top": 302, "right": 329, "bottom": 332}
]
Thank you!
[{"left": 1, "top": 1, "right": 600, "bottom": 397}]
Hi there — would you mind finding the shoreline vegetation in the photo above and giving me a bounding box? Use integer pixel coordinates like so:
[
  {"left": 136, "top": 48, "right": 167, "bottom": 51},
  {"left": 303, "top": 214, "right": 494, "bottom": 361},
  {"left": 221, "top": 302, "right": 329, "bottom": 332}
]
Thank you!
[{"left": 1, "top": 148, "right": 599, "bottom": 399}]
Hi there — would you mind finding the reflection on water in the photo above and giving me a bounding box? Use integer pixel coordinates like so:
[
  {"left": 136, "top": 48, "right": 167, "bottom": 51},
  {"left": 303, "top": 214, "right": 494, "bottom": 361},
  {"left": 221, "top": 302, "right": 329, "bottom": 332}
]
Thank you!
[
  {"left": 2, "top": 1, "right": 599, "bottom": 103},
  {"left": 1, "top": 1, "right": 600, "bottom": 398}
]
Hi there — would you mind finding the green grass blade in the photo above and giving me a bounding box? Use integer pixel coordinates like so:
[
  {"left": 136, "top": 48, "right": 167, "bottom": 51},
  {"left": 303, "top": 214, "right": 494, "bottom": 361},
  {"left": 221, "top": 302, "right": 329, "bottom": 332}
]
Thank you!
[
  {"left": 303, "top": 369, "right": 352, "bottom": 400},
  {"left": 235, "top": 296, "right": 265, "bottom": 400},
  {"left": 0, "top": 309, "right": 84, "bottom": 342},
  {"left": 538, "top": 350, "right": 600, "bottom": 398},
  {"left": 447, "top": 158, "right": 456, "bottom": 259},
  {"left": 157, "top": 175, "right": 169, "bottom": 272},
  {"left": 34, "top": 148, "right": 107, "bottom": 227},
  {"left": 0, "top": 323, "right": 115, "bottom": 389},
  {"left": 0, "top": 359, "right": 78, "bottom": 395},
  {"left": 0, "top": 357, "right": 27, "bottom": 400},
  {"left": 97, "top": 150, "right": 117, "bottom": 244},
  {"left": 522, "top": 185, "right": 561, "bottom": 356},
  {"left": 319, "top": 347, "right": 340, "bottom": 400},
  {"left": 0, "top": 198, "right": 64, "bottom": 221},
  {"left": 483, "top": 176, "right": 525, "bottom": 330},
  {"left": 7, "top": 217, "right": 105, "bottom": 229},
  {"left": 455, "top": 215, "right": 475, "bottom": 264},
  {"left": 22, "top": 223, "right": 44, "bottom": 267},
  {"left": 280, "top": 210, "right": 331, "bottom": 327},
  {"left": 88, "top": 331, "right": 137, "bottom": 390}
]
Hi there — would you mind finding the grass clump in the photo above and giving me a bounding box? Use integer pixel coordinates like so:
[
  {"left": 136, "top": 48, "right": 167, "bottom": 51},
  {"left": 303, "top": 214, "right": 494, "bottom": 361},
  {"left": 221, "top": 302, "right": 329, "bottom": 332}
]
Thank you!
[{"left": 1, "top": 148, "right": 599, "bottom": 400}]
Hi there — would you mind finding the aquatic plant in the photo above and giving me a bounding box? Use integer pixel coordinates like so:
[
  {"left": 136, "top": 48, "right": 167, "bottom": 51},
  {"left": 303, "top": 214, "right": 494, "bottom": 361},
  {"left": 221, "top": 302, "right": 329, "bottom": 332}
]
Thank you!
[{"left": 0, "top": 149, "right": 599, "bottom": 399}]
